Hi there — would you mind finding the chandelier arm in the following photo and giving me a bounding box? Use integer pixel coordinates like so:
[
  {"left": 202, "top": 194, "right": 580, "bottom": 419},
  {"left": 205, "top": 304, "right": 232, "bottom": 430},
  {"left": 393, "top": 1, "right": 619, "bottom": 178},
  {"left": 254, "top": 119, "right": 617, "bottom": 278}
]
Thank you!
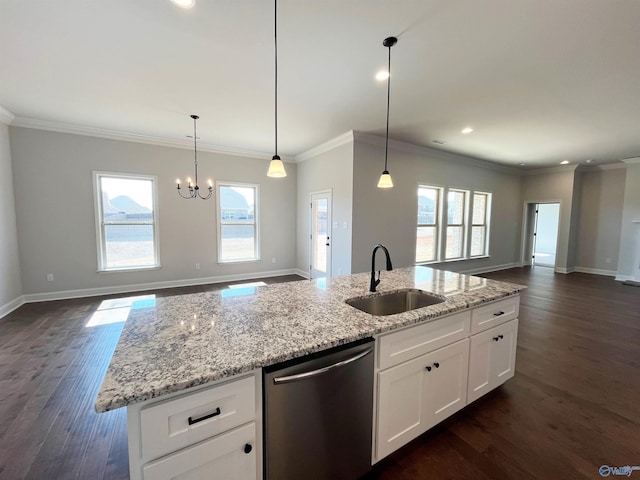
[
  {"left": 197, "top": 188, "right": 213, "bottom": 200},
  {"left": 178, "top": 188, "right": 196, "bottom": 199}
]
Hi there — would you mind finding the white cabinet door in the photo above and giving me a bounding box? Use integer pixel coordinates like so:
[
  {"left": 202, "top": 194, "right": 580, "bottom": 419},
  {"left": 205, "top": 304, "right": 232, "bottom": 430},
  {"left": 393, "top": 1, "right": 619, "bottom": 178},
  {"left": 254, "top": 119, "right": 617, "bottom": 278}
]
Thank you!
[
  {"left": 467, "top": 318, "right": 518, "bottom": 404},
  {"left": 376, "top": 339, "right": 469, "bottom": 460},
  {"left": 142, "top": 422, "right": 256, "bottom": 480}
]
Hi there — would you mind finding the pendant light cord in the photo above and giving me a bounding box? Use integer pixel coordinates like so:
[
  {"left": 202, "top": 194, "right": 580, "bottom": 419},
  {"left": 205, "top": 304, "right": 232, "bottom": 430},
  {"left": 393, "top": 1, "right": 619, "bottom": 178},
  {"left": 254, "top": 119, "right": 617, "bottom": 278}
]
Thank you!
[
  {"left": 384, "top": 43, "right": 391, "bottom": 171},
  {"left": 193, "top": 115, "right": 199, "bottom": 186},
  {"left": 274, "top": 0, "right": 278, "bottom": 158}
]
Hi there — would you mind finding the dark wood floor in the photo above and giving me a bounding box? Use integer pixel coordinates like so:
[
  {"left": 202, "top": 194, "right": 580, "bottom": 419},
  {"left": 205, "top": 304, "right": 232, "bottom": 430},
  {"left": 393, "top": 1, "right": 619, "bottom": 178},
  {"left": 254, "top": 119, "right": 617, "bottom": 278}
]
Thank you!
[{"left": 1, "top": 268, "right": 638, "bottom": 479}]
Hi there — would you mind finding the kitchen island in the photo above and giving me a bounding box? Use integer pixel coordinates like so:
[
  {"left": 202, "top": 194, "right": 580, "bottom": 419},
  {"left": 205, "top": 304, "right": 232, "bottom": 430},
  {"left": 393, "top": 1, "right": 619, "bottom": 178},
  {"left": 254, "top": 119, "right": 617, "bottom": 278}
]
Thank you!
[{"left": 96, "top": 266, "right": 525, "bottom": 479}]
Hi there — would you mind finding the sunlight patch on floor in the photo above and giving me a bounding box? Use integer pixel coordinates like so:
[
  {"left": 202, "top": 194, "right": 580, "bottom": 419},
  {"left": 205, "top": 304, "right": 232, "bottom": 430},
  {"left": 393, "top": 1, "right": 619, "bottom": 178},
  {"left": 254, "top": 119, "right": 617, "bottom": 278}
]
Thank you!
[{"left": 86, "top": 294, "right": 156, "bottom": 327}]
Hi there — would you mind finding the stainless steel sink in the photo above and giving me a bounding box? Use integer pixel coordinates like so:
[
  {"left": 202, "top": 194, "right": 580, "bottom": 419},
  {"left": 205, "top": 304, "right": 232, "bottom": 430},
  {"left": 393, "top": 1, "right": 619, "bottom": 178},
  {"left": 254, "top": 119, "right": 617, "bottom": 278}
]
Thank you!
[{"left": 345, "top": 289, "right": 445, "bottom": 316}]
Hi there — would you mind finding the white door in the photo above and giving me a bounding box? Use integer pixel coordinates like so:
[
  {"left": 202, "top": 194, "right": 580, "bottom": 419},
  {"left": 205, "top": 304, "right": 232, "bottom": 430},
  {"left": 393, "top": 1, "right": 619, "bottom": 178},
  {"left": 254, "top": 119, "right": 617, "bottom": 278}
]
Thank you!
[{"left": 309, "top": 191, "right": 332, "bottom": 279}]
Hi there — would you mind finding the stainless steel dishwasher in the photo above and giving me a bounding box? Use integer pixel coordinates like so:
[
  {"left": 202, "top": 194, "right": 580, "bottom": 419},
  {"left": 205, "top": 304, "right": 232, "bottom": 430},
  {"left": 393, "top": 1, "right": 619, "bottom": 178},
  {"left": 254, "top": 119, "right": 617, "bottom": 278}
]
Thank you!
[{"left": 264, "top": 338, "right": 374, "bottom": 480}]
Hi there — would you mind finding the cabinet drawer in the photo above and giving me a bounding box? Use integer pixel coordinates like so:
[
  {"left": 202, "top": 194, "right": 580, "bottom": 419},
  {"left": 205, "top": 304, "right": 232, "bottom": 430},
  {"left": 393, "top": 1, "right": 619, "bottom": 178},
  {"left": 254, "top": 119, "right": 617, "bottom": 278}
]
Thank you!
[
  {"left": 378, "top": 310, "right": 470, "bottom": 370},
  {"left": 471, "top": 296, "right": 519, "bottom": 334},
  {"left": 140, "top": 375, "right": 255, "bottom": 461},
  {"left": 142, "top": 422, "right": 256, "bottom": 480}
]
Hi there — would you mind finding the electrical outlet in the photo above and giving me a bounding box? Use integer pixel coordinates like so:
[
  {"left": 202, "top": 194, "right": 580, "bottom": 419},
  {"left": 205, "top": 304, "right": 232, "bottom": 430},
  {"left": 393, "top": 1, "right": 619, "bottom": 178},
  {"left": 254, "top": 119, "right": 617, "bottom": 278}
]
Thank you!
[
  {"left": 195, "top": 263, "right": 201, "bottom": 270},
  {"left": 606, "top": 258, "right": 612, "bottom": 264},
  {"left": 46, "top": 274, "right": 54, "bottom": 282}
]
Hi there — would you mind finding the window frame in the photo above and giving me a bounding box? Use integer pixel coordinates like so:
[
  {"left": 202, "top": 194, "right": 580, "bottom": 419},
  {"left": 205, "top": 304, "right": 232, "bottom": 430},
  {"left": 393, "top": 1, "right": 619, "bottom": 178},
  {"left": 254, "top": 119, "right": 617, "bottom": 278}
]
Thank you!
[
  {"left": 415, "top": 185, "right": 442, "bottom": 263},
  {"left": 415, "top": 184, "right": 492, "bottom": 265},
  {"left": 93, "top": 171, "right": 160, "bottom": 272},
  {"left": 469, "top": 191, "right": 492, "bottom": 258},
  {"left": 444, "top": 188, "right": 469, "bottom": 260},
  {"left": 216, "top": 181, "right": 260, "bottom": 263}
]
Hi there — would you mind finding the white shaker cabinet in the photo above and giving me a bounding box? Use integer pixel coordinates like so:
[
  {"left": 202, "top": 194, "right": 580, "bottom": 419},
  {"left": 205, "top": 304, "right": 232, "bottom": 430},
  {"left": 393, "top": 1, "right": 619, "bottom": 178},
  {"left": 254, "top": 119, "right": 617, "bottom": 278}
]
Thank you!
[
  {"left": 467, "top": 318, "right": 519, "bottom": 404},
  {"left": 376, "top": 338, "right": 470, "bottom": 460}
]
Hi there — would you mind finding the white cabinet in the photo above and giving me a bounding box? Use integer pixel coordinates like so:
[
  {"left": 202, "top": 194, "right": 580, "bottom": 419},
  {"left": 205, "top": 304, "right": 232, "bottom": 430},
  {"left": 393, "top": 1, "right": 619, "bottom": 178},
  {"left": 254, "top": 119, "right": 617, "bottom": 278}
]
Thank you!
[
  {"left": 376, "top": 339, "right": 469, "bottom": 460},
  {"left": 142, "top": 423, "right": 256, "bottom": 480},
  {"left": 467, "top": 318, "right": 518, "bottom": 404},
  {"left": 127, "top": 372, "right": 261, "bottom": 480},
  {"left": 373, "top": 295, "right": 520, "bottom": 463}
]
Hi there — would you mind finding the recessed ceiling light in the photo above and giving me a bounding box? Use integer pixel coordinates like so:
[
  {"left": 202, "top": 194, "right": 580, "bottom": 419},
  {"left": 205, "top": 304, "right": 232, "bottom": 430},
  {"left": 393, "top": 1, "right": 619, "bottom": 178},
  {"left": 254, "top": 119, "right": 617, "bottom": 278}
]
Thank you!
[
  {"left": 560, "top": 160, "right": 570, "bottom": 165},
  {"left": 375, "top": 70, "right": 389, "bottom": 81},
  {"left": 432, "top": 139, "right": 446, "bottom": 145},
  {"left": 461, "top": 127, "right": 473, "bottom": 134},
  {"left": 170, "top": 0, "right": 195, "bottom": 8},
  {"left": 586, "top": 159, "right": 593, "bottom": 164}
]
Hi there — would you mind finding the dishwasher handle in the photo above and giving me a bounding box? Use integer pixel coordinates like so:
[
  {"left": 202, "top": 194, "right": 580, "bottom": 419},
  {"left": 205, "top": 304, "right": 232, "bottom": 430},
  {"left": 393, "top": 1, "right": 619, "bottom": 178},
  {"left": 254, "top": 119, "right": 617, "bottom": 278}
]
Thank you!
[{"left": 272, "top": 347, "right": 373, "bottom": 384}]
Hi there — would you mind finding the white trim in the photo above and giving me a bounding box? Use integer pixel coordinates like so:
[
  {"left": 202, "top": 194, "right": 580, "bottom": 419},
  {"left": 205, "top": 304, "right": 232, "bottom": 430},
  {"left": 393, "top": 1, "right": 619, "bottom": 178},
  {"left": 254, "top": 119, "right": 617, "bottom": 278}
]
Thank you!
[
  {"left": 0, "top": 105, "right": 15, "bottom": 125},
  {"left": 622, "top": 157, "right": 640, "bottom": 165},
  {"left": 295, "top": 131, "right": 354, "bottom": 162},
  {"left": 22, "top": 269, "right": 301, "bottom": 303},
  {"left": 554, "top": 267, "right": 575, "bottom": 274},
  {"left": 0, "top": 295, "right": 25, "bottom": 319},
  {"left": 521, "top": 164, "right": 579, "bottom": 176},
  {"left": 11, "top": 116, "right": 295, "bottom": 162},
  {"left": 573, "top": 267, "right": 617, "bottom": 277},
  {"left": 615, "top": 274, "right": 636, "bottom": 282},
  {"left": 295, "top": 268, "right": 310, "bottom": 279},
  {"left": 459, "top": 262, "right": 521, "bottom": 276},
  {"left": 216, "top": 181, "right": 260, "bottom": 263}
]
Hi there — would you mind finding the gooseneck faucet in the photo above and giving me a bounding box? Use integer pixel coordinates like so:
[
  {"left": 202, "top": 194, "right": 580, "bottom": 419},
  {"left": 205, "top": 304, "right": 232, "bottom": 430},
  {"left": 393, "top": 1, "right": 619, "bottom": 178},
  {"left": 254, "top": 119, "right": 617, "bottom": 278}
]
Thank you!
[{"left": 370, "top": 244, "right": 393, "bottom": 292}]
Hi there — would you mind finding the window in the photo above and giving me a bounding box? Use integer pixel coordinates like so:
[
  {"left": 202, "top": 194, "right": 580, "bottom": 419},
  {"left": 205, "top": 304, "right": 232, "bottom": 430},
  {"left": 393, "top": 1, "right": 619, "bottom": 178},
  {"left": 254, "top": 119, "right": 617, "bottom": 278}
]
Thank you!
[
  {"left": 217, "top": 182, "right": 259, "bottom": 262},
  {"left": 94, "top": 172, "right": 159, "bottom": 271},
  {"left": 416, "top": 186, "right": 441, "bottom": 263},
  {"left": 470, "top": 192, "right": 491, "bottom": 257},
  {"left": 445, "top": 189, "right": 468, "bottom": 259},
  {"left": 416, "top": 185, "right": 491, "bottom": 264}
]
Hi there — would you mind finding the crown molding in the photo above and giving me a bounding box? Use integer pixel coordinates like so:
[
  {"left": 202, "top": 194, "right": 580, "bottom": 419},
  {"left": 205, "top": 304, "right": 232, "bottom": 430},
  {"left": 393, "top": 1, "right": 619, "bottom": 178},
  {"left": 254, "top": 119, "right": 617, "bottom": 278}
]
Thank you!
[
  {"left": 622, "top": 156, "right": 640, "bottom": 165},
  {"left": 295, "top": 131, "right": 354, "bottom": 163},
  {"left": 10, "top": 116, "right": 295, "bottom": 162},
  {"left": 579, "top": 162, "right": 627, "bottom": 171},
  {"left": 521, "top": 164, "right": 579, "bottom": 176},
  {"left": 0, "top": 105, "right": 15, "bottom": 125},
  {"left": 352, "top": 131, "right": 522, "bottom": 175}
]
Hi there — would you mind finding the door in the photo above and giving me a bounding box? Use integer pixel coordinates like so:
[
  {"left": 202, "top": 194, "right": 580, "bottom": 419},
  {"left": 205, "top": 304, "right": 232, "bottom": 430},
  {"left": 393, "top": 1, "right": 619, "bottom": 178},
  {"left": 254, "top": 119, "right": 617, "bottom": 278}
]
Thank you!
[
  {"left": 532, "top": 203, "right": 560, "bottom": 267},
  {"left": 309, "top": 191, "right": 332, "bottom": 278}
]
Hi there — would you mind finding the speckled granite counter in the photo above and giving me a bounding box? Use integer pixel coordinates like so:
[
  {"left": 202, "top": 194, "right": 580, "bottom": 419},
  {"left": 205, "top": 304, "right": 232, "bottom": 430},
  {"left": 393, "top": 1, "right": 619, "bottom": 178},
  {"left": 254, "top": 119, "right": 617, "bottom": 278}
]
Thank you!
[{"left": 95, "top": 266, "right": 525, "bottom": 413}]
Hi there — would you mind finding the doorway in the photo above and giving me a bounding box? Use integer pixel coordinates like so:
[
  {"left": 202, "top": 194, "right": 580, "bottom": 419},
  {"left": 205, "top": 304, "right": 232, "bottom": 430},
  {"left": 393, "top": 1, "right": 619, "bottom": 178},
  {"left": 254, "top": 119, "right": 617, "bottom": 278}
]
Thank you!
[
  {"left": 309, "top": 190, "right": 332, "bottom": 279},
  {"left": 532, "top": 203, "right": 560, "bottom": 267}
]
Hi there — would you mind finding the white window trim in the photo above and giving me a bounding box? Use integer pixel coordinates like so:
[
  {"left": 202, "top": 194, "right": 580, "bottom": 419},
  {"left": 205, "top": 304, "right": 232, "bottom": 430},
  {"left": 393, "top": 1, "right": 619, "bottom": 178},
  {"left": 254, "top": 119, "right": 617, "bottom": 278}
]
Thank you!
[
  {"left": 216, "top": 181, "right": 260, "bottom": 264},
  {"left": 416, "top": 184, "right": 492, "bottom": 265},
  {"left": 416, "top": 186, "right": 442, "bottom": 263},
  {"left": 469, "top": 191, "right": 492, "bottom": 258},
  {"left": 93, "top": 171, "right": 160, "bottom": 272}
]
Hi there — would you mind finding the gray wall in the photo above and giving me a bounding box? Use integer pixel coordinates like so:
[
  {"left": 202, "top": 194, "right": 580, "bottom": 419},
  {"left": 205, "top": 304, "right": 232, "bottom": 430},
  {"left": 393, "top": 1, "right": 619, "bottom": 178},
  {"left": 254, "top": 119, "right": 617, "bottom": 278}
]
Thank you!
[
  {"left": 576, "top": 166, "right": 626, "bottom": 273},
  {"left": 521, "top": 167, "right": 578, "bottom": 272},
  {"left": 351, "top": 134, "right": 523, "bottom": 275},
  {"left": 617, "top": 159, "right": 640, "bottom": 281},
  {"left": 296, "top": 139, "right": 353, "bottom": 276},
  {"left": 0, "top": 122, "right": 23, "bottom": 311},
  {"left": 10, "top": 127, "right": 297, "bottom": 295}
]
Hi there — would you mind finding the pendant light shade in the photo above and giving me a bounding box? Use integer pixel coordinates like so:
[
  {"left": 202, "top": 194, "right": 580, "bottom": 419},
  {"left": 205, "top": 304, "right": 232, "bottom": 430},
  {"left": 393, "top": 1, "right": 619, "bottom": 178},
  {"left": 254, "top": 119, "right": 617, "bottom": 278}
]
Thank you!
[
  {"left": 267, "top": 0, "right": 287, "bottom": 178},
  {"left": 378, "top": 36, "right": 397, "bottom": 189}
]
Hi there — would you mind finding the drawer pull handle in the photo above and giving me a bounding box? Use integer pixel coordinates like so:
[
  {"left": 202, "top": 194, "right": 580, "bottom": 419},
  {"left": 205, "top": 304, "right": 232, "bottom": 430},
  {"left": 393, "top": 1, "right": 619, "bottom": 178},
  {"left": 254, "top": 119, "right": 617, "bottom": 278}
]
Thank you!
[
  {"left": 433, "top": 362, "right": 440, "bottom": 368},
  {"left": 499, "top": 334, "right": 504, "bottom": 339},
  {"left": 493, "top": 311, "right": 505, "bottom": 317},
  {"left": 425, "top": 365, "right": 432, "bottom": 372},
  {"left": 188, "top": 407, "right": 221, "bottom": 426},
  {"left": 244, "top": 443, "right": 253, "bottom": 454},
  {"left": 493, "top": 336, "right": 500, "bottom": 342}
]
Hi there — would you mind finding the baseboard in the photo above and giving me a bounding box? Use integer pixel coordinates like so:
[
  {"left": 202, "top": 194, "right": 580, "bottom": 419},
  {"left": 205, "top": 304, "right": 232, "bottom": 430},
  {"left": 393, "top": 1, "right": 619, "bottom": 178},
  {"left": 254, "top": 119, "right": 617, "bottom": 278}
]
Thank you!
[
  {"left": 294, "top": 269, "right": 310, "bottom": 279},
  {"left": 554, "top": 267, "right": 575, "bottom": 274},
  {"left": 0, "top": 295, "right": 26, "bottom": 320},
  {"left": 615, "top": 274, "right": 637, "bottom": 282},
  {"left": 22, "top": 269, "right": 301, "bottom": 303},
  {"left": 573, "top": 267, "right": 617, "bottom": 277},
  {"left": 459, "top": 262, "right": 521, "bottom": 276}
]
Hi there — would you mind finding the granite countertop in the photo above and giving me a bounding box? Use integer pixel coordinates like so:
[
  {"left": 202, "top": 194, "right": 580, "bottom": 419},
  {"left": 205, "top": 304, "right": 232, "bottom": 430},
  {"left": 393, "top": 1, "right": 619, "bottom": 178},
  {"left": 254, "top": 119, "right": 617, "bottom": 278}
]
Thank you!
[{"left": 95, "top": 266, "right": 525, "bottom": 412}]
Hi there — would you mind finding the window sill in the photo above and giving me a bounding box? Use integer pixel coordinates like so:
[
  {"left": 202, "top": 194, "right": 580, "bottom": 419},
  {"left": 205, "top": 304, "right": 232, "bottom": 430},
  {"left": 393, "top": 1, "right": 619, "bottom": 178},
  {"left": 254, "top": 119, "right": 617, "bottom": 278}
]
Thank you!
[
  {"left": 416, "top": 255, "right": 491, "bottom": 266},
  {"left": 97, "top": 265, "right": 162, "bottom": 273},
  {"left": 217, "top": 259, "right": 261, "bottom": 265}
]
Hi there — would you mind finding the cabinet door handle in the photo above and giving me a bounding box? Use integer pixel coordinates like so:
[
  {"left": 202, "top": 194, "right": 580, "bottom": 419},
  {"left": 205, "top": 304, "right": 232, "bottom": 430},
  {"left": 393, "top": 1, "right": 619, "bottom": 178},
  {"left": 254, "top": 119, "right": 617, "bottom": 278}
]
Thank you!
[
  {"left": 425, "top": 365, "right": 432, "bottom": 372},
  {"left": 243, "top": 443, "right": 253, "bottom": 454},
  {"left": 493, "top": 336, "right": 500, "bottom": 342},
  {"left": 493, "top": 311, "right": 505, "bottom": 317},
  {"left": 433, "top": 362, "right": 440, "bottom": 368},
  {"left": 188, "top": 407, "right": 221, "bottom": 425},
  {"left": 499, "top": 334, "right": 504, "bottom": 339}
]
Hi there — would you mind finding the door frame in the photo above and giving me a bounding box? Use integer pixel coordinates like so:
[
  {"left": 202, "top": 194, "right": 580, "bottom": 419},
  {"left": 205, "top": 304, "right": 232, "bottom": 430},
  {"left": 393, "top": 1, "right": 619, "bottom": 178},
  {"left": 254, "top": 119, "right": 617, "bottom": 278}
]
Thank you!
[
  {"left": 309, "top": 189, "right": 333, "bottom": 279},
  {"left": 520, "top": 200, "right": 562, "bottom": 268}
]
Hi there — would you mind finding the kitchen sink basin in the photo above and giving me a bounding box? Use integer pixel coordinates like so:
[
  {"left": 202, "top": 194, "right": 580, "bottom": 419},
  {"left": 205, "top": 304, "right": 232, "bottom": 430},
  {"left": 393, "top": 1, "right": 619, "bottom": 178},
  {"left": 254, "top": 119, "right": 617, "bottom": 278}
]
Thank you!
[{"left": 345, "top": 289, "right": 445, "bottom": 316}]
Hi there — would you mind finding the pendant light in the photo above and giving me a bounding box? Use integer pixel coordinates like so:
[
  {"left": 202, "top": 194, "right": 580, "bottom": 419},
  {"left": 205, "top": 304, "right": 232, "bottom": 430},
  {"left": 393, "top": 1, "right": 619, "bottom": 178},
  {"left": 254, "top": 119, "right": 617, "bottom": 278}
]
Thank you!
[
  {"left": 267, "top": 0, "right": 287, "bottom": 178},
  {"left": 176, "top": 114, "right": 213, "bottom": 200},
  {"left": 377, "top": 36, "right": 397, "bottom": 189}
]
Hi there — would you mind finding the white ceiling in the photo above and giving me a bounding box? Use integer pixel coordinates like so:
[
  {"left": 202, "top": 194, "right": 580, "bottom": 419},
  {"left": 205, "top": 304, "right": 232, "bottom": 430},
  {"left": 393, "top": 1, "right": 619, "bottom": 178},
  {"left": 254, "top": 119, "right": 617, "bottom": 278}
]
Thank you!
[{"left": 1, "top": 0, "right": 639, "bottom": 168}]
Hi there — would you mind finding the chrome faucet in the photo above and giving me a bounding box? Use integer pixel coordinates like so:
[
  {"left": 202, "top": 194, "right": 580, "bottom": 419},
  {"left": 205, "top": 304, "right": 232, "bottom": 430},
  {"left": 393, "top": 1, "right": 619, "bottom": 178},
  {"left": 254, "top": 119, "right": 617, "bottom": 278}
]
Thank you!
[{"left": 370, "top": 244, "right": 393, "bottom": 292}]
